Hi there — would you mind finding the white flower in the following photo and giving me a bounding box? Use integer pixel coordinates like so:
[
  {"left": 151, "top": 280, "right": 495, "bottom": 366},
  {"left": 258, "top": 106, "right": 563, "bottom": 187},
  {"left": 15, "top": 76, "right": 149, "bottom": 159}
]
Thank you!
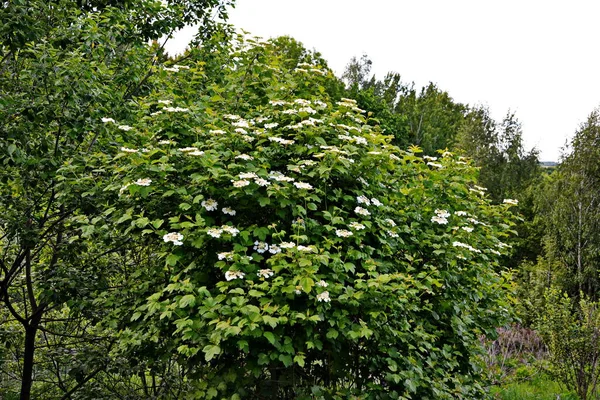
[
  {"left": 179, "top": 147, "right": 198, "bottom": 152},
  {"left": 164, "top": 106, "right": 190, "bottom": 113},
  {"left": 225, "top": 270, "right": 245, "bottom": 281},
  {"left": 187, "top": 150, "right": 204, "bottom": 156},
  {"left": 268, "top": 245, "right": 281, "bottom": 254},
  {"left": 316, "top": 291, "right": 331, "bottom": 302},
  {"left": 173, "top": 64, "right": 189, "bottom": 70},
  {"left": 467, "top": 218, "right": 481, "bottom": 225},
  {"left": 490, "top": 249, "right": 502, "bottom": 256},
  {"left": 269, "top": 137, "right": 295, "bottom": 145},
  {"left": 386, "top": 230, "right": 399, "bottom": 238},
  {"left": 218, "top": 252, "right": 234, "bottom": 261},
  {"left": 254, "top": 178, "right": 270, "bottom": 187},
  {"left": 158, "top": 100, "right": 172, "bottom": 104},
  {"left": 503, "top": 199, "right": 519, "bottom": 205},
  {"left": 297, "top": 245, "right": 315, "bottom": 252},
  {"left": 474, "top": 185, "right": 488, "bottom": 191},
  {"left": 317, "top": 280, "right": 328, "bottom": 287},
  {"left": 279, "top": 242, "right": 295, "bottom": 249},
  {"left": 453, "top": 241, "right": 481, "bottom": 253},
  {"left": 207, "top": 228, "right": 223, "bottom": 238},
  {"left": 313, "top": 100, "right": 327, "bottom": 109},
  {"left": 264, "top": 122, "right": 279, "bottom": 129},
  {"left": 385, "top": 219, "right": 396, "bottom": 227},
  {"left": 298, "top": 106, "right": 316, "bottom": 114},
  {"left": 258, "top": 269, "right": 274, "bottom": 278},
  {"left": 232, "top": 120, "right": 250, "bottom": 128},
  {"left": 201, "top": 199, "right": 218, "bottom": 211},
  {"left": 431, "top": 216, "right": 448, "bottom": 225},
  {"left": 235, "top": 154, "right": 254, "bottom": 161},
  {"left": 118, "top": 125, "right": 133, "bottom": 131},
  {"left": 134, "top": 178, "right": 152, "bottom": 186},
  {"left": 368, "top": 151, "right": 381, "bottom": 155},
  {"left": 456, "top": 161, "right": 467, "bottom": 165},
  {"left": 269, "top": 171, "right": 295, "bottom": 182},
  {"left": 210, "top": 129, "right": 226, "bottom": 135},
  {"left": 242, "top": 135, "right": 255, "bottom": 142},
  {"left": 462, "top": 226, "right": 474, "bottom": 233},
  {"left": 163, "top": 232, "right": 183, "bottom": 246},
  {"left": 423, "top": 155, "right": 438, "bottom": 161},
  {"left": 390, "top": 154, "right": 401, "bottom": 161},
  {"left": 295, "top": 287, "right": 302, "bottom": 295},
  {"left": 371, "top": 198, "right": 382, "bottom": 207},
  {"left": 269, "top": 100, "right": 287, "bottom": 106},
  {"left": 294, "top": 99, "right": 311, "bottom": 106},
  {"left": 163, "top": 66, "right": 180, "bottom": 72},
  {"left": 120, "top": 147, "right": 138, "bottom": 153},
  {"left": 101, "top": 117, "right": 115, "bottom": 123},
  {"left": 224, "top": 114, "right": 241, "bottom": 120},
  {"left": 234, "top": 128, "right": 247, "bottom": 134},
  {"left": 239, "top": 172, "right": 258, "bottom": 180},
  {"left": 222, "top": 207, "right": 236, "bottom": 216},
  {"left": 158, "top": 140, "right": 173, "bottom": 145},
  {"left": 354, "top": 207, "right": 370, "bottom": 216},
  {"left": 427, "top": 162, "right": 443, "bottom": 168},
  {"left": 281, "top": 109, "right": 298, "bottom": 115},
  {"left": 442, "top": 151, "right": 453, "bottom": 157},
  {"left": 455, "top": 211, "right": 468, "bottom": 216},
  {"left": 353, "top": 136, "right": 368, "bottom": 145},
  {"left": 356, "top": 195, "right": 371, "bottom": 205},
  {"left": 348, "top": 222, "right": 365, "bottom": 230},
  {"left": 435, "top": 209, "right": 451, "bottom": 218},
  {"left": 232, "top": 179, "right": 250, "bottom": 187},
  {"left": 335, "top": 229, "right": 353, "bottom": 237},
  {"left": 294, "top": 182, "right": 313, "bottom": 190},
  {"left": 151, "top": 111, "right": 163, "bottom": 116},
  {"left": 221, "top": 225, "right": 240, "bottom": 236},
  {"left": 253, "top": 241, "right": 269, "bottom": 253}
]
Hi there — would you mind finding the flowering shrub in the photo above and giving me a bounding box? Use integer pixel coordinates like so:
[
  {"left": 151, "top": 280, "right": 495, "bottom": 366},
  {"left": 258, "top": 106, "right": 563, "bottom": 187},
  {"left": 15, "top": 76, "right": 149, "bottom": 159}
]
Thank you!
[{"left": 94, "top": 32, "right": 518, "bottom": 398}]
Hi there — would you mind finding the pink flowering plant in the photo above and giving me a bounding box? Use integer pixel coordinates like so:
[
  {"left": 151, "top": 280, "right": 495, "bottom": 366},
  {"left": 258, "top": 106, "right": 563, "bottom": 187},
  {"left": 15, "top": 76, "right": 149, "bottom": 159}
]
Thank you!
[{"left": 92, "top": 32, "right": 518, "bottom": 398}]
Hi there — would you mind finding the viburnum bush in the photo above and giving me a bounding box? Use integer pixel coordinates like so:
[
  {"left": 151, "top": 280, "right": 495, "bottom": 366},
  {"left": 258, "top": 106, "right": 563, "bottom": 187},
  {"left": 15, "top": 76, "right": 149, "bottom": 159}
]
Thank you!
[{"left": 84, "top": 32, "right": 518, "bottom": 399}]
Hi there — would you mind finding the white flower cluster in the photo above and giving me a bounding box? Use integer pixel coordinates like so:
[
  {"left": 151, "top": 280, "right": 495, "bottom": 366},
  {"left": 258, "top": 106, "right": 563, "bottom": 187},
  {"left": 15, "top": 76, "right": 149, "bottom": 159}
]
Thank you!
[
  {"left": 453, "top": 241, "right": 481, "bottom": 253},
  {"left": 269, "top": 100, "right": 288, "bottom": 106},
  {"left": 354, "top": 206, "right": 370, "bottom": 216},
  {"left": 385, "top": 218, "right": 396, "bottom": 227},
  {"left": 101, "top": 117, "right": 115, "bottom": 123},
  {"left": 462, "top": 226, "right": 474, "bottom": 233},
  {"left": 224, "top": 114, "right": 241, "bottom": 120},
  {"left": 158, "top": 100, "right": 172, "bottom": 105},
  {"left": 280, "top": 242, "right": 295, "bottom": 249},
  {"left": 210, "top": 129, "right": 226, "bottom": 135},
  {"left": 423, "top": 155, "right": 438, "bottom": 161},
  {"left": 317, "top": 280, "right": 328, "bottom": 287},
  {"left": 158, "top": 139, "right": 174, "bottom": 145},
  {"left": 431, "top": 209, "right": 450, "bottom": 224},
  {"left": 269, "top": 171, "right": 295, "bottom": 182},
  {"left": 258, "top": 269, "right": 274, "bottom": 278},
  {"left": 163, "top": 232, "right": 183, "bottom": 246},
  {"left": 134, "top": 178, "right": 152, "bottom": 186},
  {"left": 218, "top": 252, "right": 234, "bottom": 261},
  {"left": 225, "top": 270, "right": 245, "bottom": 281},
  {"left": 335, "top": 229, "right": 353, "bottom": 237},
  {"left": 264, "top": 122, "right": 279, "bottom": 129},
  {"left": 503, "top": 199, "right": 519, "bottom": 205},
  {"left": 235, "top": 154, "right": 254, "bottom": 161},
  {"left": 348, "top": 222, "right": 365, "bottom": 230},
  {"left": 297, "top": 245, "right": 316, "bottom": 252},
  {"left": 293, "top": 182, "right": 313, "bottom": 190},
  {"left": 222, "top": 207, "right": 236, "bottom": 216},
  {"left": 201, "top": 199, "right": 218, "bottom": 211},
  {"left": 120, "top": 147, "right": 138, "bottom": 153},
  {"left": 163, "top": 106, "right": 190, "bottom": 113},
  {"left": 427, "top": 162, "right": 443, "bottom": 169},
  {"left": 316, "top": 291, "right": 331, "bottom": 302},
  {"left": 163, "top": 64, "right": 189, "bottom": 72},
  {"left": 118, "top": 125, "right": 133, "bottom": 131},
  {"left": 232, "top": 120, "right": 250, "bottom": 128},
  {"left": 253, "top": 241, "right": 269, "bottom": 253},
  {"left": 455, "top": 211, "right": 468, "bottom": 216},
  {"left": 268, "top": 137, "right": 295, "bottom": 145}
]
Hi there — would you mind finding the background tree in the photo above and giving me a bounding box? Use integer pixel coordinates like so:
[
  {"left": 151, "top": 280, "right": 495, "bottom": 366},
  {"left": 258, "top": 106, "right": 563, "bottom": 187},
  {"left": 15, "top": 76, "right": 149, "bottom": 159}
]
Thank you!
[{"left": 0, "top": 1, "right": 232, "bottom": 398}]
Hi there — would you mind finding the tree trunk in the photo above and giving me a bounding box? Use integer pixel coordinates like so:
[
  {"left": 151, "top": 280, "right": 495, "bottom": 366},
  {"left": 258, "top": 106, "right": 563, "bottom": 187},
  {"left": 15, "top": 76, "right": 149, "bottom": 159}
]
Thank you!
[{"left": 20, "top": 321, "right": 39, "bottom": 400}]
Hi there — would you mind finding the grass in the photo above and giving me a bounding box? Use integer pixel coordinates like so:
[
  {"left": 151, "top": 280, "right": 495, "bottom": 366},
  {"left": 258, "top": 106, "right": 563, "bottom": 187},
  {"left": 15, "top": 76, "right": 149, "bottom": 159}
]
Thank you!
[{"left": 490, "top": 373, "right": 579, "bottom": 400}]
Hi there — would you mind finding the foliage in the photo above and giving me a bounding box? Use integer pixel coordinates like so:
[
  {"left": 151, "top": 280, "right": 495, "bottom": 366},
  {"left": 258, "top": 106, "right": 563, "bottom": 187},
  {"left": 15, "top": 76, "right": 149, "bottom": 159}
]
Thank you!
[
  {"left": 537, "top": 288, "right": 600, "bottom": 400},
  {"left": 0, "top": 0, "right": 233, "bottom": 398},
  {"left": 80, "top": 32, "right": 522, "bottom": 399},
  {"left": 535, "top": 110, "right": 600, "bottom": 299}
]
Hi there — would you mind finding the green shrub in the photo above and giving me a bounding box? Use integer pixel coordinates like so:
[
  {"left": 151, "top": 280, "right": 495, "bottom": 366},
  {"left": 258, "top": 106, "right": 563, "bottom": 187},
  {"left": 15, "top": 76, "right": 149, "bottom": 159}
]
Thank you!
[
  {"left": 537, "top": 288, "right": 600, "bottom": 400},
  {"left": 82, "top": 32, "right": 519, "bottom": 398}
]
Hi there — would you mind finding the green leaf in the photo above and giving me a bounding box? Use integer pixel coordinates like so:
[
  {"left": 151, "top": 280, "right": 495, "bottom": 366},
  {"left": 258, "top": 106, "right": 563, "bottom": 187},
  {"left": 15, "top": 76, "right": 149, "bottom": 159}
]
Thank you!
[
  {"left": 263, "top": 331, "right": 276, "bottom": 345},
  {"left": 258, "top": 197, "right": 270, "bottom": 207},
  {"left": 300, "top": 277, "right": 314, "bottom": 293},
  {"left": 203, "top": 344, "right": 221, "bottom": 362},
  {"left": 279, "top": 354, "right": 293, "bottom": 367},
  {"left": 179, "top": 294, "right": 196, "bottom": 308}
]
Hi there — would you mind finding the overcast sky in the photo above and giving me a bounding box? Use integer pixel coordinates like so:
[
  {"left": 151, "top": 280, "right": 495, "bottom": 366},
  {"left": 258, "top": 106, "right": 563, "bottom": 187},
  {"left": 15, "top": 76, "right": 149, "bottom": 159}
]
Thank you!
[{"left": 168, "top": 0, "right": 600, "bottom": 161}]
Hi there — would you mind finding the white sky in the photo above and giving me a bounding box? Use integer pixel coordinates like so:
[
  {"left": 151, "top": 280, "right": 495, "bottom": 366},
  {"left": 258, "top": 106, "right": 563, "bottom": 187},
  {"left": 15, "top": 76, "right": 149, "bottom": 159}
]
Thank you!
[{"left": 168, "top": 0, "right": 600, "bottom": 161}]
